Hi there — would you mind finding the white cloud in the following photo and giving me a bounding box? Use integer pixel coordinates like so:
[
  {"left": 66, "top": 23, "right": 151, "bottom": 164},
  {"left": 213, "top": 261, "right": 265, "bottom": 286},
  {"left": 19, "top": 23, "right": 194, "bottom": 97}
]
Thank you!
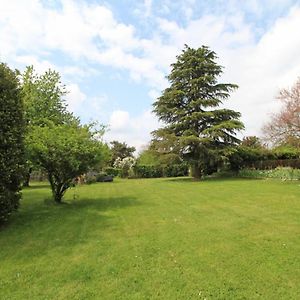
[
  {"left": 152, "top": 4, "right": 300, "bottom": 138},
  {"left": 65, "top": 83, "right": 87, "bottom": 113},
  {"left": 109, "top": 110, "right": 130, "bottom": 132},
  {"left": 14, "top": 55, "right": 56, "bottom": 73},
  {"left": 1, "top": 0, "right": 300, "bottom": 146},
  {"left": 221, "top": 5, "right": 300, "bottom": 136},
  {"left": 144, "top": 0, "right": 153, "bottom": 17},
  {"left": 106, "top": 110, "right": 159, "bottom": 152}
]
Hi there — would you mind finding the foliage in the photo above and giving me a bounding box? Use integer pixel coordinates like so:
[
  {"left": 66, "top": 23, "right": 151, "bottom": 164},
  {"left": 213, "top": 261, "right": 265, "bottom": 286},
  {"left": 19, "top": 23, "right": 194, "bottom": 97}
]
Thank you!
[
  {"left": 241, "top": 136, "right": 264, "bottom": 148},
  {"left": 152, "top": 45, "right": 244, "bottom": 178},
  {"left": 263, "top": 77, "right": 300, "bottom": 147},
  {"left": 85, "top": 172, "right": 97, "bottom": 185},
  {"left": 227, "top": 142, "right": 300, "bottom": 171},
  {"left": 104, "top": 167, "right": 120, "bottom": 177},
  {"left": 136, "top": 148, "right": 161, "bottom": 166},
  {"left": 227, "top": 146, "right": 273, "bottom": 171},
  {"left": 22, "top": 66, "right": 79, "bottom": 186},
  {"left": 133, "top": 163, "right": 189, "bottom": 178},
  {"left": 239, "top": 167, "right": 300, "bottom": 180},
  {"left": 273, "top": 144, "right": 300, "bottom": 159},
  {"left": 0, "top": 63, "right": 25, "bottom": 222},
  {"left": 163, "top": 163, "right": 189, "bottom": 177},
  {"left": 133, "top": 165, "right": 164, "bottom": 178},
  {"left": 26, "top": 123, "right": 106, "bottom": 202},
  {"left": 113, "top": 157, "right": 136, "bottom": 178},
  {"left": 22, "top": 66, "right": 78, "bottom": 126},
  {"left": 109, "top": 141, "right": 135, "bottom": 166},
  {"left": 91, "top": 143, "right": 112, "bottom": 171},
  {"left": 137, "top": 145, "right": 182, "bottom": 167}
]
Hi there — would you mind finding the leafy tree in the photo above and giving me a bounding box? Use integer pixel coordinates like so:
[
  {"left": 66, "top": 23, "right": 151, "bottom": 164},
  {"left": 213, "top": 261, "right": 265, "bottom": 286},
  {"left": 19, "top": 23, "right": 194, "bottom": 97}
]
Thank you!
[
  {"left": 152, "top": 45, "right": 244, "bottom": 178},
  {"left": 0, "top": 63, "right": 25, "bottom": 222},
  {"left": 137, "top": 144, "right": 182, "bottom": 166},
  {"left": 110, "top": 141, "right": 135, "bottom": 166},
  {"left": 22, "top": 66, "right": 77, "bottom": 126},
  {"left": 22, "top": 66, "right": 79, "bottom": 186},
  {"left": 26, "top": 122, "right": 106, "bottom": 203},
  {"left": 263, "top": 77, "right": 300, "bottom": 147},
  {"left": 241, "top": 136, "right": 264, "bottom": 149}
]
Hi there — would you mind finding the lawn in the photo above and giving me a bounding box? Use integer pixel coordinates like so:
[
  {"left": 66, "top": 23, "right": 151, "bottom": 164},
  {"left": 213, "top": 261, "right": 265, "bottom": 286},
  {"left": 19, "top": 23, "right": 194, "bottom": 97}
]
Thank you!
[{"left": 0, "top": 178, "right": 299, "bottom": 299}]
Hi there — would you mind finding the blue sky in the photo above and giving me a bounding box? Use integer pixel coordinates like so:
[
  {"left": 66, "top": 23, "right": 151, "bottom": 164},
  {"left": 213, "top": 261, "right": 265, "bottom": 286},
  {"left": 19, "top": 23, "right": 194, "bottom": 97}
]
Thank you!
[{"left": 1, "top": 0, "right": 300, "bottom": 151}]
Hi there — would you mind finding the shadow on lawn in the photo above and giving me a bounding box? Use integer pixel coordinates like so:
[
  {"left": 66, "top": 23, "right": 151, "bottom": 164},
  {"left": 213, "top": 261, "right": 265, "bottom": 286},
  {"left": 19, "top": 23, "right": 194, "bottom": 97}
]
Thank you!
[
  {"left": 23, "top": 184, "right": 50, "bottom": 190},
  {"left": 70, "top": 196, "right": 141, "bottom": 211},
  {"left": 2, "top": 196, "right": 140, "bottom": 232}
]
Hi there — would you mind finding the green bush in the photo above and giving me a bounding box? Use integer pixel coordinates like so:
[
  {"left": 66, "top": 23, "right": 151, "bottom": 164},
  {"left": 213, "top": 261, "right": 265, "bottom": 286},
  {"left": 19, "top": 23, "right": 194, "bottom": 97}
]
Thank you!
[
  {"left": 133, "top": 164, "right": 189, "bottom": 178},
  {"left": 0, "top": 63, "right": 25, "bottom": 222},
  {"left": 227, "top": 146, "right": 275, "bottom": 171},
  {"left": 104, "top": 167, "right": 120, "bottom": 177},
  {"left": 163, "top": 164, "right": 189, "bottom": 177},
  {"left": 273, "top": 146, "right": 300, "bottom": 159},
  {"left": 133, "top": 165, "right": 163, "bottom": 178}
]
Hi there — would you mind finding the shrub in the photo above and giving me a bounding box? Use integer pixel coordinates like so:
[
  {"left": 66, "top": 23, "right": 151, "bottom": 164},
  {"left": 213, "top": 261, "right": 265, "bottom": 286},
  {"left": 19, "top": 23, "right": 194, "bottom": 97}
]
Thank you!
[
  {"left": 0, "top": 63, "right": 25, "bottom": 222},
  {"left": 163, "top": 164, "right": 189, "bottom": 177},
  {"left": 239, "top": 167, "right": 300, "bottom": 180},
  {"left": 133, "top": 165, "right": 163, "bottom": 178},
  {"left": 133, "top": 164, "right": 189, "bottom": 178},
  {"left": 104, "top": 167, "right": 120, "bottom": 177},
  {"left": 273, "top": 146, "right": 300, "bottom": 159}
]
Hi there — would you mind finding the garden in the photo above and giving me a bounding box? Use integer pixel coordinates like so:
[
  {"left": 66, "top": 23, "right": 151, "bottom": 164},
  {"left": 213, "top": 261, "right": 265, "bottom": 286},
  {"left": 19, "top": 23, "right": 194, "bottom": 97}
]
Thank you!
[{"left": 1, "top": 45, "right": 300, "bottom": 299}]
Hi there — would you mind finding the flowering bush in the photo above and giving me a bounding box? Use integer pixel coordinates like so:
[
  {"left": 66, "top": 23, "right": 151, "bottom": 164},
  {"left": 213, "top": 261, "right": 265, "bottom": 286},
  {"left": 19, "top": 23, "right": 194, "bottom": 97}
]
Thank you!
[{"left": 113, "top": 157, "right": 136, "bottom": 178}]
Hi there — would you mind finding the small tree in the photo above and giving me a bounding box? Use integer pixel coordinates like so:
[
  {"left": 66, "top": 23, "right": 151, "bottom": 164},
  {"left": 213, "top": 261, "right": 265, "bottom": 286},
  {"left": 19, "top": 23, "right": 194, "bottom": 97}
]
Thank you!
[
  {"left": 27, "top": 122, "right": 107, "bottom": 203},
  {"left": 0, "top": 63, "right": 24, "bottom": 222},
  {"left": 263, "top": 77, "right": 300, "bottom": 147},
  {"left": 153, "top": 45, "right": 244, "bottom": 178},
  {"left": 22, "top": 66, "right": 79, "bottom": 186}
]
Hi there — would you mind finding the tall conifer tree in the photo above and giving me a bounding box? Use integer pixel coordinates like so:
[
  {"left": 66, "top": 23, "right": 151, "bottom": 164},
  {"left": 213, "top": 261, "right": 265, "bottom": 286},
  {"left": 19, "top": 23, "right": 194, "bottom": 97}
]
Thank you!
[{"left": 153, "top": 45, "right": 244, "bottom": 178}]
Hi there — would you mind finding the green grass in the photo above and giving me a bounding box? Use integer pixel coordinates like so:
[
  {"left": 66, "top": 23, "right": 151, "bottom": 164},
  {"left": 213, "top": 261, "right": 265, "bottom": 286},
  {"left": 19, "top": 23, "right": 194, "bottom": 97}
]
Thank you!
[{"left": 1, "top": 178, "right": 299, "bottom": 299}]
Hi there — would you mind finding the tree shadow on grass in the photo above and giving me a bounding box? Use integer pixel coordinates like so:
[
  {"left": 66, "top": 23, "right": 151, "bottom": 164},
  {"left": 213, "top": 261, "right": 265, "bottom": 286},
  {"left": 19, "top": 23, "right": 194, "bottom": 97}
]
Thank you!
[
  {"left": 0, "top": 197, "right": 141, "bottom": 260},
  {"left": 1, "top": 196, "right": 140, "bottom": 232},
  {"left": 23, "top": 184, "right": 50, "bottom": 190},
  {"left": 70, "top": 196, "right": 141, "bottom": 211}
]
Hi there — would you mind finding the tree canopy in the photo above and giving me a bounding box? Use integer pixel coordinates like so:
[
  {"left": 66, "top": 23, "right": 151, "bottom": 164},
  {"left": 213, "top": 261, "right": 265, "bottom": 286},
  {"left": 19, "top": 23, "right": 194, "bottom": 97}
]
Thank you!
[
  {"left": 22, "top": 67, "right": 80, "bottom": 186},
  {"left": 263, "top": 77, "right": 300, "bottom": 147},
  {"left": 27, "top": 122, "right": 107, "bottom": 203},
  {"left": 22, "top": 66, "right": 78, "bottom": 126},
  {"left": 152, "top": 45, "right": 244, "bottom": 178}
]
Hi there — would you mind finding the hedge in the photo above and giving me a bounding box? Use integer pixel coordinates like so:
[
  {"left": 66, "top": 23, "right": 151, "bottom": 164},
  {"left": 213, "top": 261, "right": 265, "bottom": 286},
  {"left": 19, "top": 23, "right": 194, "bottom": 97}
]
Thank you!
[
  {"left": 0, "top": 63, "right": 24, "bottom": 222},
  {"left": 133, "top": 164, "right": 189, "bottom": 178}
]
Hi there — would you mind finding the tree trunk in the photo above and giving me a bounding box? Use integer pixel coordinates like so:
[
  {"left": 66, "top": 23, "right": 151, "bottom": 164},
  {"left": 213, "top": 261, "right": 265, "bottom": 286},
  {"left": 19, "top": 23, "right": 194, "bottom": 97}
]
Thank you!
[
  {"left": 54, "top": 190, "right": 63, "bottom": 203},
  {"left": 23, "top": 167, "right": 32, "bottom": 187},
  {"left": 48, "top": 173, "right": 65, "bottom": 203},
  {"left": 190, "top": 163, "right": 202, "bottom": 179}
]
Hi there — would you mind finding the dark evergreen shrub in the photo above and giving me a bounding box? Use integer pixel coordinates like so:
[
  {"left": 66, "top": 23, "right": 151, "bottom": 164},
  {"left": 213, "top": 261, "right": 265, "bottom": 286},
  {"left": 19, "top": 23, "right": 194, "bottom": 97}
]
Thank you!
[{"left": 0, "top": 63, "right": 24, "bottom": 222}]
